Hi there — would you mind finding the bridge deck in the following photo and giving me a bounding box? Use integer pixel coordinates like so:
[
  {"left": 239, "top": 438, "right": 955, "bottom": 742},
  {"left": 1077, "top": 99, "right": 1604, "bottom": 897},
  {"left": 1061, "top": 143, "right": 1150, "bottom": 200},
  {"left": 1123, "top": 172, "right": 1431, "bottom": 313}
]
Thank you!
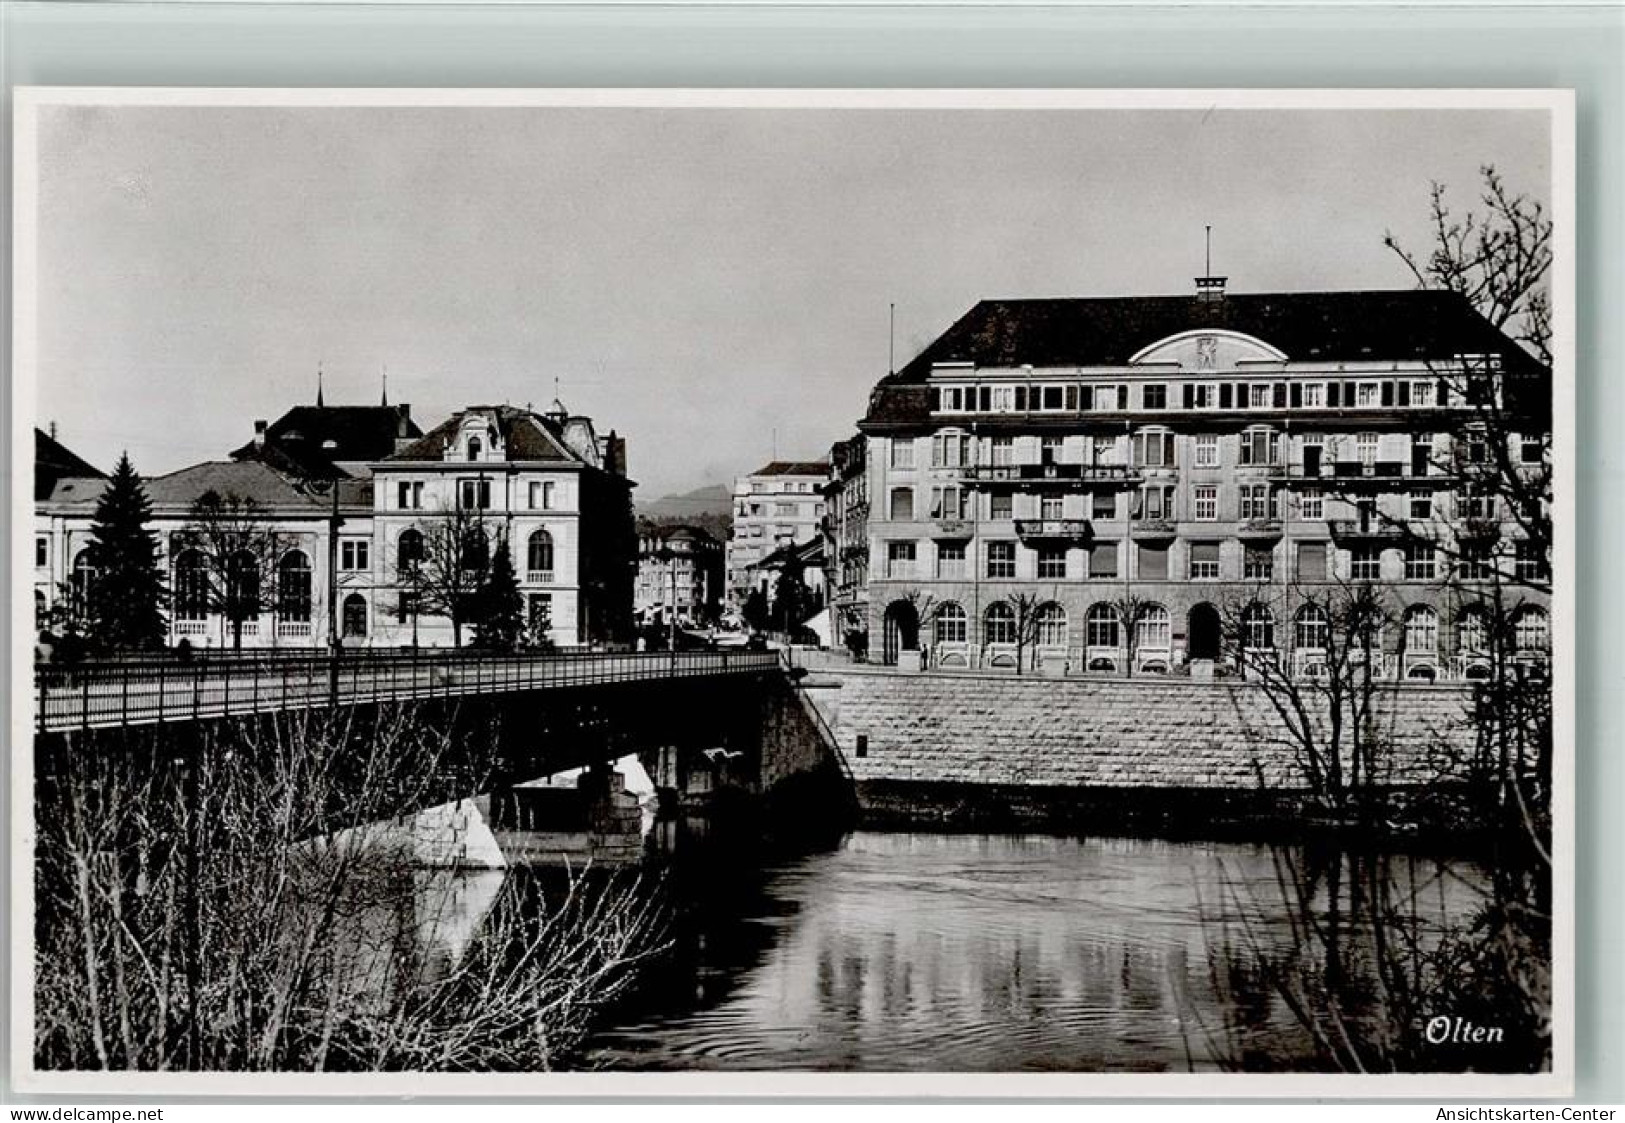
[{"left": 34, "top": 649, "right": 783, "bottom": 733}]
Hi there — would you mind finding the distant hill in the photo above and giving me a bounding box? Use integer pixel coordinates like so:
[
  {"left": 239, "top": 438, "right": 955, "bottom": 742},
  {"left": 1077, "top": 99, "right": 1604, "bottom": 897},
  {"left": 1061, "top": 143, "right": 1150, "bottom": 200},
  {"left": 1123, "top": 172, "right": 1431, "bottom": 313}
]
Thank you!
[{"left": 639, "top": 484, "right": 732, "bottom": 522}]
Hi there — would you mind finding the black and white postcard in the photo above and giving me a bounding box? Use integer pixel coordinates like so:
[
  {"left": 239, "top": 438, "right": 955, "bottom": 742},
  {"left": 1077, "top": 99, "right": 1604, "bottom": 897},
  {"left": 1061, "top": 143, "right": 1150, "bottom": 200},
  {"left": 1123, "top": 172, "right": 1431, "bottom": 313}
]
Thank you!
[{"left": 10, "top": 88, "right": 1575, "bottom": 1097}]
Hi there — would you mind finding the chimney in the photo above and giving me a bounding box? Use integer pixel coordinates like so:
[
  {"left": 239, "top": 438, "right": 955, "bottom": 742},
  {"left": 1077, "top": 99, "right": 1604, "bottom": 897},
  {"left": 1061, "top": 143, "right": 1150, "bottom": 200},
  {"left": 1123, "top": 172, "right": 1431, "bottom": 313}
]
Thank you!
[
  {"left": 396, "top": 403, "right": 412, "bottom": 437},
  {"left": 253, "top": 419, "right": 268, "bottom": 448}
]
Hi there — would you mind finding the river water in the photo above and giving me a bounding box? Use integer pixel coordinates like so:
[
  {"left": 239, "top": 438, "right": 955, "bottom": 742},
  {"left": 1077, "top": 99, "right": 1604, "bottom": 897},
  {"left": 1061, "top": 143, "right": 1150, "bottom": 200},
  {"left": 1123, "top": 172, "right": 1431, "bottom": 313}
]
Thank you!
[{"left": 577, "top": 828, "right": 1486, "bottom": 1072}]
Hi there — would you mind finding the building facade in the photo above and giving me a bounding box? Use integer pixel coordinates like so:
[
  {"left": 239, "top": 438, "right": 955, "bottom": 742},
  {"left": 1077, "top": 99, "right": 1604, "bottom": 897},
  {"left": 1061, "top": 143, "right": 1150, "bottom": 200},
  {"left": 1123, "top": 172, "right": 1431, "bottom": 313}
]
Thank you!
[
  {"left": 856, "top": 282, "right": 1551, "bottom": 678},
  {"left": 726, "top": 460, "right": 828, "bottom": 604},
  {"left": 35, "top": 398, "right": 636, "bottom": 651},
  {"left": 821, "top": 434, "right": 870, "bottom": 653},
  {"left": 635, "top": 524, "right": 724, "bottom": 626}
]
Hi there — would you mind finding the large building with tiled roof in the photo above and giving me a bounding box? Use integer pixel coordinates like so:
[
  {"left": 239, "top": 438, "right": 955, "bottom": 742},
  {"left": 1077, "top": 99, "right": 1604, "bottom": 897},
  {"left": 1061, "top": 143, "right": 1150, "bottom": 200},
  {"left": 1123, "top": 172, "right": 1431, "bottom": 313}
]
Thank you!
[
  {"left": 727, "top": 459, "right": 829, "bottom": 605},
  {"left": 34, "top": 399, "right": 635, "bottom": 651},
  {"left": 855, "top": 280, "right": 1551, "bottom": 678}
]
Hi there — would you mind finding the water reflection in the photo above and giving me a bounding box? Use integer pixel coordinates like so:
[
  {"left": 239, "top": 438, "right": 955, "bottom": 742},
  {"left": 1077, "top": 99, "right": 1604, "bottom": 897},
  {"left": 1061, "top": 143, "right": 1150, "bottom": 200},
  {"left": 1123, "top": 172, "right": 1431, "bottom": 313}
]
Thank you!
[{"left": 590, "top": 832, "right": 1485, "bottom": 1072}]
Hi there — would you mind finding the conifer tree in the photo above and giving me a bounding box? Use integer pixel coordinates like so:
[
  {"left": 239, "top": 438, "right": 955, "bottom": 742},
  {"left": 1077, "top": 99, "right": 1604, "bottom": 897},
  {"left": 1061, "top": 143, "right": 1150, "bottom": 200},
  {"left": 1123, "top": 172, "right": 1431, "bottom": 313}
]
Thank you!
[
  {"left": 473, "top": 537, "right": 524, "bottom": 651},
  {"left": 85, "top": 453, "right": 168, "bottom": 651}
]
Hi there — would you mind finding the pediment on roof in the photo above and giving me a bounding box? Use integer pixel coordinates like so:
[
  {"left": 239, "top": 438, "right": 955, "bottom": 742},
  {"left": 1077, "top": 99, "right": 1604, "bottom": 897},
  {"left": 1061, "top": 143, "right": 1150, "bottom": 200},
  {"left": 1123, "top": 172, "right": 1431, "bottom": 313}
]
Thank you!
[{"left": 1128, "top": 329, "right": 1288, "bottom": 369}]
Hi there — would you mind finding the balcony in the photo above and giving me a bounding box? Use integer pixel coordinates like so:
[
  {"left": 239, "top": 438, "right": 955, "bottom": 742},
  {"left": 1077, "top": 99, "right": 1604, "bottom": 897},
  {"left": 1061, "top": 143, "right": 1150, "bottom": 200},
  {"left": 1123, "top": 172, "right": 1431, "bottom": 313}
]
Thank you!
[
  {"left": 1326, "top": 519, "right": 1409, "bottom": 541},
  {"left": 276, "top": 621, "right": 313, "bottom": 640},
  {"left": 527, "top": 570, "right": 555, "bottom": 584},
  {"left": 1237, "top": 517, "right": 1284, "bottom": 540},
  {"left": 1014, "top": 518, "right": 1094, "bottom": 543},
  {"left": 1129, "top": 518, "right": 1178, "bottom": 541},
  {"left": 962, "top": 463, "right": 1141, "bottom": 489},
  {"left": 932, "top": 519, "right": 974, "bottom": 538}
]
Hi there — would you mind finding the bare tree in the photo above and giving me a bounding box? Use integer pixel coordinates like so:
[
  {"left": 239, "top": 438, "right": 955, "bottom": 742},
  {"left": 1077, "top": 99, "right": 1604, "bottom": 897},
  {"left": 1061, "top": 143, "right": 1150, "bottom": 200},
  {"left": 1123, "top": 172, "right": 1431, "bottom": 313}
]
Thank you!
[
  {"left": 403, "top": 503, "right": 493, "bottom": 648},
  {"left": 176, "top": 490, "right": 295, "bottom": 650},
  {"left": 1109, "top": 592, "right": 1158, "bottom": 678}
]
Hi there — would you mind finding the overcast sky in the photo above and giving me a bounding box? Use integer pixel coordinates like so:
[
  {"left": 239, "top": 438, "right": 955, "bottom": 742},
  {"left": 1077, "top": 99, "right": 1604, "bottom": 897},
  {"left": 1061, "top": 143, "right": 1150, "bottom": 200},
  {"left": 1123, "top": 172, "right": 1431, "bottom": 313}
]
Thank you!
[{"left": 31, "top": 103, "right": 1550, "bottom": 501}]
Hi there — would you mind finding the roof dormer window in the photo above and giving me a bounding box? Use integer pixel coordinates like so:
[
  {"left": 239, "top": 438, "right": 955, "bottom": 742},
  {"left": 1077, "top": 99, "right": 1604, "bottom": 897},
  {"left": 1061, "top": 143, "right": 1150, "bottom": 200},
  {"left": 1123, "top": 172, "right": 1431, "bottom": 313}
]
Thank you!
[{"left": 466, "top": 435, "right": 482, "bottom": 461}]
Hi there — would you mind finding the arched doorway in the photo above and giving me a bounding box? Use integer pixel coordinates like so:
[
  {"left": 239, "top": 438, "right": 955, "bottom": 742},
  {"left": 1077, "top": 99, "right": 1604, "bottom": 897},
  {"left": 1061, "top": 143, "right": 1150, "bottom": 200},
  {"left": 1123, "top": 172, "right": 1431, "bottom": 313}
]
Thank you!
[
  {"left": 881, "top": 600, "right": 920, "bottom": 665},
  {"left": 1188, "top": 602, "right": 1221, "bottom": 661}
]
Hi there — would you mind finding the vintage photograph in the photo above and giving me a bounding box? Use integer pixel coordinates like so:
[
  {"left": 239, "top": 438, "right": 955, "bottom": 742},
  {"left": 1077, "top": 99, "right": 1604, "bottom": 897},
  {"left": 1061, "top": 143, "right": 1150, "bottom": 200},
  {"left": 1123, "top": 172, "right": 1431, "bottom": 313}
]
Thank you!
[{"left": 12, "top": 89, "right": 1570, "bottom": 1092}]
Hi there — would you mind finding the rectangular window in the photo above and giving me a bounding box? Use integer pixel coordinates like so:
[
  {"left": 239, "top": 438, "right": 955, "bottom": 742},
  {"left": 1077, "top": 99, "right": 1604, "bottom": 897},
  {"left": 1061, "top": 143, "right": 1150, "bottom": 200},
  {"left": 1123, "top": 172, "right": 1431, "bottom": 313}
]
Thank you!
[
  {"left": 1041, "top": 385, "right": 1065, "bottom": 411},
  {"left": 1238, "top": 429, "right": 1279, "bottom": 466},
  {"left": 1412, "top": 433, "right": 1434, "bottom": 476},
  {"left": 889, "top": 488, "right": 914, "bottom": 521},
  {"left": 529, "top": 481, "right": 557, "bottom": 510},
  {"left": 1249, "top": 383, "right": 1272, "bottom": 408},
  {"left": 1188, "top": 542, "right": 1221, "bottom": 580},
  {"left": 397, "top": 590, "right": 419, "bottom": 624},
  {"left": 936, "top": 541, "right": 967, "bottom": 578},
  {"left": 397, "top": 481, "right": 424, "bottom": 510},
  {"left": 1137, "top": 484, "right": 1174, "bottom": 521},
  {"left": 1040, "top": 494, "right": 1064, "bottom": 520},
  {"left": 886, "top": 541, "right": 916, "bottom": 578},
  {"left": 459, "top": 479, "right": 492, "bottom": 510},
  {"left": 1090, "top": 435, "right": 1120, "bottom": 466},
  {"left": 340, "top": 540, "right": 370, "bottom": 571},
  {"left": 1516, "top": 541, "right": 1549, "bottom": 583},
  {"left": 775, "top": 502, "right": 797, "bottom": 517},
  {"left": 1037, "top": 546, "right": 1067, "bottom": 579},
  {"left": 1040, "top": 434, "right": 1064, "bottom": 464},
  {"left": 1458, "top": 544, "right": 1494, "bottom": 582},
  {"left": 1298, "top": 487, "right": 1324, "bottom": 520},
  {"left": 990, "top": 436, "right": 1015, "bottom": 467},
  {"left": 1404, "top": 543, "right": 1437, "bottom": 581},
  {"left": 1088, "top": 542, "right": 1118, "bottom": 578},
  {"left": 1410, "top": 380, "right": 1435, "bottom": 407},
  {"left": 930, "top": 486, "right": 966, "bottom": 520},
  {"left": 35, "top": 536, "right": 47, "bottom": 568},
  {"left": 1092, "top": 385, "right": 1121, "bottom": 412},
  {"left": 1520, "top": 434, "right": 1544, "bottom": 464},
  {"left": 527, "top": 593, "right": 552, "bottom": 635},
  {"left": 989, "top": 385, "right": 1016, "bottom": 412},
  {"left": 1194, "top": 485, "right": 1218, "bottom": 521},
  {"left": 1092, "top": 491, "right": 1116, "bottom": 520},
  {"left": 1356, "top": 433, "right": 1380, "bottom": 466},
  {"left": 1137, "top": 543, "right": 1169, "bottom": 580},
  {"left": 1465, "top": 430, "right": 1489, "bottom": 464},
  {"left": 1297, "top": 542, "right": 1328, "bottom": 580},
  {"left": 1350, "top": 545, "right": 1383, "bottom": 581},
  {"left": 986, "top": 541, "right": 1016, "bottom": 579},
  {"left": 1356, "top": 382, "right": 1381, "bottom": 408},
  {"left": 932, "top": 432, "right": 970, "bottom": 467},
  {"left": 1239, "top": 484, "right": 1273, "bottom": 521},
  {"left": 1194, "top": 434, "right": 1219, "bottom": 468},
  {"left": 1462, "top": 487, "right": 1497, "bottom": 521},
  {"left": 1133, "top": 430, "right": 1175, "bottom": 467},
  {"left": 1243, "top": 546, "right": 1274, "bottom": 580},
  {"left": 1142, "top": 384, "right": 1167, "bottom": 410},
  {"left": 1300, "top": 382, "right": 1325, "bottom": 408},
  {"left": 890, "top": 440, "right": 915, "bottom": 469},
  {"left": 1191, "top": 383, "right": 1218, "bottom": 410},
  {"left": 989, "top": 493, "right": 1013, "bottom": 521},
  {"left": 1408, "top": 490, "right": 1433, "bottom": 520}
]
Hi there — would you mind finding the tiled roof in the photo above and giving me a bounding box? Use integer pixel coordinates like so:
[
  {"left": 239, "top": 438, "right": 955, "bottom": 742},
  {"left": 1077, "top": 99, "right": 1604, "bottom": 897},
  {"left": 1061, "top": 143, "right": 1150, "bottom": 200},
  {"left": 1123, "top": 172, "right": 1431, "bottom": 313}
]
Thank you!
[
  {"left": 144, "top": 461, "right": 329, "bottom": 512},
  {"left": 388, "top": 406, "right": 580, "bottom": 464},
  {"left": 231, "top": 405, "right": 421, "bottom": 473},
  {"left": 749, "top": 460, "right": 830, "bottom": 478},
  {"left": 35, "top": 429, "right": 105, "bottom": 501},
  {"left": 892, "top": 290, "right": 1543, "bottom": 380}
]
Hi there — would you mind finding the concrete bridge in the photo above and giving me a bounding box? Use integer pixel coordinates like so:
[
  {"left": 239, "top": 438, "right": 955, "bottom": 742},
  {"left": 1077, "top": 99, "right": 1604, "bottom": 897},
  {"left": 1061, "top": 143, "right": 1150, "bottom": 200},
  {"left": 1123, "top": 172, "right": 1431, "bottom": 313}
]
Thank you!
[{"left": 33, "top": 648, "right": 783, "bottom": 733}]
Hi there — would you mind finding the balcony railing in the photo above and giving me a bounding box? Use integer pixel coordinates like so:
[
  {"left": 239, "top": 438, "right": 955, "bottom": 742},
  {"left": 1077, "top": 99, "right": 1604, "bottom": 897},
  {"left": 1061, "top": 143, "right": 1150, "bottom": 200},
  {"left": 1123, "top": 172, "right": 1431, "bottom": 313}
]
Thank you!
[
  {"left": 1326, "top": 519, "right": 1410, "bottom": 541},
  {"left": 962, "top": 463, "right": 1141, "bottom": 488},
  {"left": 1014, "top": 518, "right": 1094, "bottom": 542},
  {"left": 276, "top": 621, "right": 313, "bottom": 639},
  {"left": 527, "top": 570, "right": 555, "bottom": 584},
  {"left": 1129, "top": 518, "right": 1178, "bottom": 539},
  {"left": 1237, "top": 517, "right": 1284, "bottom": 539}
]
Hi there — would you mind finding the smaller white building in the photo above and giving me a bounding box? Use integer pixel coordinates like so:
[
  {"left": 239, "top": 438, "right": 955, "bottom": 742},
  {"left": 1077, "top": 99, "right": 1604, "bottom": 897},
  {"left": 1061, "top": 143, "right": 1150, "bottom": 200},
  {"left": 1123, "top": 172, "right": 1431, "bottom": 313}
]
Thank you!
[{"left": 727, "top": 459, "right": 827, "bottom": 604}]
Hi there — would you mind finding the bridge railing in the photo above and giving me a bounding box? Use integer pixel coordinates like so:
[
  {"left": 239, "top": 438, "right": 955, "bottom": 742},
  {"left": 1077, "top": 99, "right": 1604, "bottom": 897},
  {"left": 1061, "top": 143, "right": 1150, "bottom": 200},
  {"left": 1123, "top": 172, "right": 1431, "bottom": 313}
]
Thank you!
[{"left": 35, "top": 648, "right": 782, "bottom": 733}]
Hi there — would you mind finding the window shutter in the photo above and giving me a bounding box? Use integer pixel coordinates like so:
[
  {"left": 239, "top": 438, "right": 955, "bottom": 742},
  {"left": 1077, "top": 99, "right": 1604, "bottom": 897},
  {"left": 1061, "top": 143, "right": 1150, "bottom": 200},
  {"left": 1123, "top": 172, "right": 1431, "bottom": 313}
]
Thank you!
[
  {"left": 1273, "top": 382, "right": 1287, "bottom": 408},
  {"left": 1290, "top": 383, "right": 1303, "bottom": 408},
  {"left": 1138, "top": 543, "right": 1169, "bottom": 580},
  {"left": 1344, "top": 381, "right": 1356, "bottom": 407},
  {"left": 1080, "top": 386, "right": 1093, "bottom": 410},
  {"left": 1397, "top": 381, "right": 1411, "bottom": 407},
  {"left": 979, "top": 386, "right": 991, "bottom": 411},
  {"left": 1328, "top": 382, "right": 1341, "bottom": 408},
  {"left": 1183, "top": 384, "right": 1195, "bottom": 409},
  {"left": 1117, "top": 385, "right": 1129, "bottom": 410},
  {"left": 1015, "top": 386, "right": 1027, "bottom": 411},
  {"left": 1381, "top": 381, "right": 1395, "bottom": 407},
  {"left": 1065, "top": 385, "right": 1079, "bottom": 411},
  {"left": 1220, "top": 383, "right": 1233, "bottom": 409}
]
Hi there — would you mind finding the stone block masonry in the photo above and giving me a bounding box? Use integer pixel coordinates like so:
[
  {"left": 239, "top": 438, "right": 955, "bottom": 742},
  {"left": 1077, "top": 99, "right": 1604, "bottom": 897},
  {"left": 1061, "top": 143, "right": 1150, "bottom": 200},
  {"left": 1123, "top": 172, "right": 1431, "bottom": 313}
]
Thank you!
[{"left": 805, "top": 668, "right": 1479, "bottom": 793}]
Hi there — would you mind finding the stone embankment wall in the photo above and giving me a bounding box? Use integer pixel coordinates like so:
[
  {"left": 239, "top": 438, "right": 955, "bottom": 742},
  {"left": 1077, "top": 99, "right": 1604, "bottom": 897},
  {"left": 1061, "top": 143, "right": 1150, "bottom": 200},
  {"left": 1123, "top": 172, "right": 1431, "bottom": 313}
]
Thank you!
[{"left": 803, "top": 668, "right": 1478, "bottom": 793}]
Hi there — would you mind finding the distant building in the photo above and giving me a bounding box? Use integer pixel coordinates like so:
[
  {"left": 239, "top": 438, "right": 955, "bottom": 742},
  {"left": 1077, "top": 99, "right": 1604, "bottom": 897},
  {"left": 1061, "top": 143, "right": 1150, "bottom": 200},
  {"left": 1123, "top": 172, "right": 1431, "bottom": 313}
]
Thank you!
[
  {"left": 727, "top": 460, "right": 827, "bottom": 603},
  {"left": 856, "top": 280, "right": 1550, "bottom": 676},
  {"left": 35, "top": 397, "right": 636, "bottom": 651},
  {"left": 635, "top": 524, "right": 723, "bottom": 625},
  {"left": 821, "top": 434, "right": 869, "bottom": 652}
]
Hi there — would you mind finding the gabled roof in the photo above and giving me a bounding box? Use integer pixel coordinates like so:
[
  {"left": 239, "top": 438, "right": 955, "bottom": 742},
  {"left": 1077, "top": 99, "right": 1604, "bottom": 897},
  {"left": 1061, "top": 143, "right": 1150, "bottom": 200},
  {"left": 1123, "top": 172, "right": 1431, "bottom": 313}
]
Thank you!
[
  {"left": 749, "top": 536, "right": 825, "bottom": 571},
  {"left": 231, "top": 404, "right": 421, "bottom": 475},
  {"left": 387, "top": 405, "right": 583, "bottom": 465},
  {"left": 35, "top": 429, "right": 105, "bottom": 501}
]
